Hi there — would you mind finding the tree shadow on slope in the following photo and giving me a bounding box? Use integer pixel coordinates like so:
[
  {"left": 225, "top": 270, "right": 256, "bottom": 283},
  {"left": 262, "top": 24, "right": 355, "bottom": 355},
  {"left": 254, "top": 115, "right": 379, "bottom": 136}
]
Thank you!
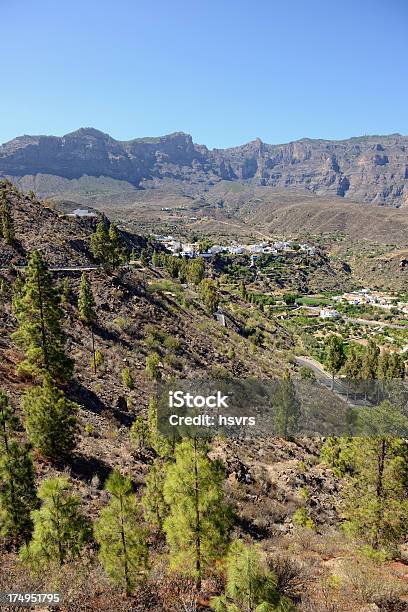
[{"left": 68, "top": 453, "right": 112, "bottom": 488}]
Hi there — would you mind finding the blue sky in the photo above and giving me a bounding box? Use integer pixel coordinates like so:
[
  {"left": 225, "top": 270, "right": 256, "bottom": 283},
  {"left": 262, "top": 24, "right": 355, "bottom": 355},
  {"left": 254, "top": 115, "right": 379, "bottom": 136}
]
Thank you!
[{"left": 1, "top": 0, "right": 407, "bottom": 148}]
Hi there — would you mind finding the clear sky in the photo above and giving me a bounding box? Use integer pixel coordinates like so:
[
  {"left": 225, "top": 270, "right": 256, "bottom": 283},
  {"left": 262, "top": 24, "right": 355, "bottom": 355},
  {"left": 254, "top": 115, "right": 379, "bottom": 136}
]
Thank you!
[{"left": 1, "top": 0, "right": 407, "bottom": 148}]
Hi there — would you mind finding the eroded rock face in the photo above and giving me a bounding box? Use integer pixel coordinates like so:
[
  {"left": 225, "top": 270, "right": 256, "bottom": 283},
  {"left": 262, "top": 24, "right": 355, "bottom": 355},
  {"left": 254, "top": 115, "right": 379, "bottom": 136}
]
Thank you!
[{"left": 1, "top": 128, "right": 408, "bottom": 206}]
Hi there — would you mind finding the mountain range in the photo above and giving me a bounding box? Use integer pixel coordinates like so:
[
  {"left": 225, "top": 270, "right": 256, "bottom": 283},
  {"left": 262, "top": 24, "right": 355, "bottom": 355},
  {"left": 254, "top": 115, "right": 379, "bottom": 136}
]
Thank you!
[{"left": 1, "top": 128, "right": 408, "bottom": 207}]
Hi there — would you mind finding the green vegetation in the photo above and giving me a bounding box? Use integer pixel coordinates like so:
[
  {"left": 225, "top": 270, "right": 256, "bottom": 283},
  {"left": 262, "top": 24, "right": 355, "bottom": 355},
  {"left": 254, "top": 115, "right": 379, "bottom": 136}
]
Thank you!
[
  {"left": 0, "top": 194, "right": 15, "bottom": 245},
  {"left": 122, "top": 366, "right": 134, "bottom": 389},
  {"left": 145, "top": 352, "right": 161, "bottom": 380},
  {"left": 90, "top": 220, "right": 127, "bottom": 268},
  {"left": 324, "top": 334, "right": 346, "bottom": 388},
  {"left": 273, "top": 370, "right": 300, "bottom": 438},
  {"left": 322, "top": 413, "right": 408, "bottom": 552},
  {"left": 12, "top": 251, "right": 73, "bottom": 382},
  {"left": 211, "top": 539, "right": 292, "bottom": 611},
  {"left": 0, "top": 390, "right": 38, "bottom": 545},
  {"left": 95, "top": 470, "right": 148, "bottom": 595},
  {"left": 20, "top": 477, "right": 91, "bottom": 569},
  {"left": 78, "top": 272, "right": 96, "bottom": 325},
  {"left": 142, "top": 458, "right": 168, "bottom": 531},
  {"left": 198, "top": 278, "right": 220, "bottom": 313},
  {"left": 22, "top": 376, "right": 78, "bottom": 460},
  {"left": 163, "top": 439, "right": 231, "bottom": 589}
]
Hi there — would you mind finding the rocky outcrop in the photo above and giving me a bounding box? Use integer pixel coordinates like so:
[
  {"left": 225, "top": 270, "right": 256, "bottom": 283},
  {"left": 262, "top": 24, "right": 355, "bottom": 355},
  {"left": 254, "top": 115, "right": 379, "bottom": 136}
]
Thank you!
[{"left": 1, "top": 129, "right": 408, "bottom": 206}]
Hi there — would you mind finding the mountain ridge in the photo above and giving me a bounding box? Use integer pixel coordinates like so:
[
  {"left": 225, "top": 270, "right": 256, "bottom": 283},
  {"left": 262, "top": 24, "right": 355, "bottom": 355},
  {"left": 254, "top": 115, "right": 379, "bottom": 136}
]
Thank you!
[{"left": 1, "top": 128, "right": 408, "bottom": 207}]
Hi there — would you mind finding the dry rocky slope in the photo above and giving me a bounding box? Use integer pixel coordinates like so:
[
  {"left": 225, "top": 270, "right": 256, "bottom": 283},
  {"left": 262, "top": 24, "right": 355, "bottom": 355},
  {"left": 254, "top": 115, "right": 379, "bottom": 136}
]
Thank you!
[
  {"left": 1, "top": 128, "right": 408, "bottom": 207},
  {"left": 1, "top": 185, "right": 408, "bottom": 610}
]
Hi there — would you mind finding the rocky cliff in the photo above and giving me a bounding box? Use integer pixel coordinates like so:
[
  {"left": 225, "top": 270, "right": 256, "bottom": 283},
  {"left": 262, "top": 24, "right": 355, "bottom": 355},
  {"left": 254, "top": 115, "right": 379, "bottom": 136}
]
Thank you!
[{"left": 1, "top": 128, "right": 408, "bottom": 206}]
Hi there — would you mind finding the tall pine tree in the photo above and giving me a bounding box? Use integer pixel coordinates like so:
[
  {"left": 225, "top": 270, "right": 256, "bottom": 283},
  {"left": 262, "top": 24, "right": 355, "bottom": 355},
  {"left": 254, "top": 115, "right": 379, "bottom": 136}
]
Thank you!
[
  {"left": 0, "top": 195, "right": 15, "bottom": 245},
  {"left": 20, "top": 477, "right": 91, "bottom": 568},
  {"left": 22, "top": 376, "right": 79, "bottom": 460},
  {"left": 325, "top": 334, "right": 345, "bottom": 389},
  {"left": 12, "top": 251, "right": 73, "bottom": 382},
  {"left": 0, "top": 390, "right": 38, "bottom": 545},
  {"left": 273, "top": 369, "right": 300, "bottom": 438},
  {"left": 163, "top": 438, "right": 231, "bottom": 590},
  {"left": 94, "top": 470, "right": 149, "bottom": 595},
  {"left": 108, "top": 224, "right": 127, "bottom": 267},
  {"left": 78, "top": 272, "right": 97, "bottom": 374},
  {"left": 142, "top": 458, "right": 168, "bottom": 531},
  {"left": 90, "top": 219, "right": 110, "bottom": 264},
  {"left": 78, "top": 272, "right": 96, "bottom": 325}
]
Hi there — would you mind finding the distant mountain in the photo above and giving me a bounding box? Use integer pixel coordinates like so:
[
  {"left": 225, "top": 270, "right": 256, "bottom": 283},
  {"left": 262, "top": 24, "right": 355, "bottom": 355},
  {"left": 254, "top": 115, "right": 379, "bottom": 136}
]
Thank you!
[{"left": 1, "top": 128, "right": 408, "bottom": 207}]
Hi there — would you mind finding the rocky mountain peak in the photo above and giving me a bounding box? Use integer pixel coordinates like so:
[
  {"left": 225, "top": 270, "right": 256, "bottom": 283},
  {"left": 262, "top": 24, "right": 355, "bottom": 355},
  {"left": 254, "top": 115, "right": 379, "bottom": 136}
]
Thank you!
[{"left": 1, "top": 129, "right": 408, "bottom": 206}]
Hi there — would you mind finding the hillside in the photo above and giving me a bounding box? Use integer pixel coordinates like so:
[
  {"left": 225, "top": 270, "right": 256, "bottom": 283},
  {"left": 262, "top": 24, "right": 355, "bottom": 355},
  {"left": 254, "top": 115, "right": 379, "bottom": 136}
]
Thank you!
[
  {"left": 1, "top": 183, "right": 408, "bottom": 611},
  {"left": 0, "top": 179, "right": 147, "bottom": 268},
  {"left": 1, "top": 128, "right": 408, "bottom": 207}
]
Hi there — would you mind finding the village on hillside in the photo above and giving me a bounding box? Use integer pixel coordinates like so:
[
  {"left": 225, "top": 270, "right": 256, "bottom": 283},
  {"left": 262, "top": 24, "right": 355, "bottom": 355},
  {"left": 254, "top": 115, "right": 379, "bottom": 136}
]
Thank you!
[{"left": 154, "top": 234, "right": 316, "bottom": 258}]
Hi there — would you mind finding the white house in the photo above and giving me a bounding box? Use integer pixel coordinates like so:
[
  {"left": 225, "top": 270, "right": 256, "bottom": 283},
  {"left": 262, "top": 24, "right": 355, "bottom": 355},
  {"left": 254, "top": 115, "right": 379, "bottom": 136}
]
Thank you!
[
  {"left": 67, "top": 208, "right": 97, "bottom": 218},
  {"left": 320, "top": 308, "right": 340, "bottom": 319}
]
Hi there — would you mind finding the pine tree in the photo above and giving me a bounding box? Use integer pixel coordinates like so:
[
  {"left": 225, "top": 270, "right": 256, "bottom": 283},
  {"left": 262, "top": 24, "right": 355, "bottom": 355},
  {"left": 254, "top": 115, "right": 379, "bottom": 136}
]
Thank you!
[
  {"left": 78, "top": 273, "right": 96, "bottom": 325},
  {"left": 325, "top": 334, "right": 345, "bottom": 389},
  {"left": 145, "top": 352, "right": 161, "bottom": 380},
  {"left": 0, "top": 390, "right": 38, "bottom": 545},
  {"left": 199, "top": 278, "right": 220, "bottom": 314},
  {"left": 94, "top": 470, "right": 148, "bottom": 595},
  {"left": 130, "top": 416, "right": 150, "bottom": 451},
  {"left": 12, "top": 251, "right": 73, "bottom": 382},
  {"left": 210, "top": 539, "right": 287, "bottom": 612},
  {"left": 147, "top": 398, "right": 173, "bottom": 458},
  {"left": 343, "top": 345, "right": 363, "bottom": 400},
  {"left": 178, "top": 259, "right": 188, "bottom": 283},
  {"left": 122, "top": 366, "right": 134, "bottom": 390},
  {"left": 378, "top": 350, "right": 391, "bottom": 382},
  {"left": 108, "top": 223, "right": 127, "bottom": 267},
  {"left": 1, "top": 196, "right": 15, "bottom": 245},
  {"left": 239, "top": 280, "right": 247, "bottom": 300},
  {"left": 90, "top": 219, "right": 110, "bottom": 264},
  {"left": 187, "top": 258, "right": 205, "bottom": 285},
  {"left": 60, "top": 277, "right": 71, "bottom": 305},
  {"left": 142, "top": 458, "right": 168, "bottom": 530},
  {"left": 140, "top": 248, "right": 149, "bottom": 266},
  {"left": 22, "top": 376, "right": 79, "bottom": 460},
  {"left": 340, "top": 423, "right": 408, "bottom": 551},
  {"left": 388, "top": 352, "right": 405, "bottom": 379},
  {"left": 78, "top": 272, "right": 97, "bottom": 373},
  {"left": 361, "top": 339, "right": 380, "bottom": 399},
  {"left": 273, "top": 369, "right": 300, "bottom": 438},
  {"left": 364, "top": 339, "right": 380, "bottom": 378},
  {"left": 20, "top": 477, "right": 91, "bottom": 568},
  {"left": 163, "top": 438, "right": 231, "bottom": 590},
  {"left": 152, "top": 250, "right": 160, "bottom": 267}
]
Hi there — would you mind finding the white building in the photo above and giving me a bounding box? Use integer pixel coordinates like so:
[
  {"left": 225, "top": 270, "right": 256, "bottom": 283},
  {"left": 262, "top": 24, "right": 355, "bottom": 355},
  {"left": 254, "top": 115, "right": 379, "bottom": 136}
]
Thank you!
[
  {"left": 67, "top": 208, "right": 97, "bottom": 218},
  {"left": 320, "top": 308, "right": 340, "bottom": 319}
]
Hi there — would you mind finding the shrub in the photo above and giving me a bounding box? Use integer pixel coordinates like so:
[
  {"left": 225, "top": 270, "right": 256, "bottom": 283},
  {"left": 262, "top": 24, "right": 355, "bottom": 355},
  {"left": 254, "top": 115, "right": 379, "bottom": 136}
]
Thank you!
[
  {"left": 146, "top": 353, "right": 161, "bottom": 380},
  {"left": 293, "top": 507, "right": 314, "bottom": 529},
  {"left": 122, "top": 367, "right": 134, "bottom": 390}
]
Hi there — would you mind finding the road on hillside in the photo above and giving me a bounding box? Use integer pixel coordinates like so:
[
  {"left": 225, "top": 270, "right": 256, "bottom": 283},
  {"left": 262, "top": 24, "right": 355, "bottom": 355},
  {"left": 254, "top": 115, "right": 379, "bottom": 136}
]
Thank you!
[
  {"left": 0, "top": 264, "right": 145, "bottom": 273},
  {"left": 295, "top": 355, "right": 357, "bottom": 403},
  {"left": 0, "top": 265, "right": 102, "bottom": 273}
]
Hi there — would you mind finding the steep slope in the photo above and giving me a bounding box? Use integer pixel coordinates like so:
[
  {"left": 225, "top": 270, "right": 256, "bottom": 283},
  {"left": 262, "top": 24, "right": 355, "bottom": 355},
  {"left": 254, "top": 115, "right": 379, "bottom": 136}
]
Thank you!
[
  {"left": 0, "top": 179, "right": 146, "bottom": 267},
  {"left": 1, "top": 129, "right": 408, "bottom": 207}
]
